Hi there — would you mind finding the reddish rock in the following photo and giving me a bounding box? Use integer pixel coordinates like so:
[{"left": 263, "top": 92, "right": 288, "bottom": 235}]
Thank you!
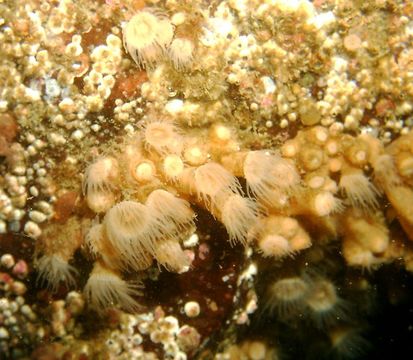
[
  {"left": 0, "top": 113, "right": 19, "bottom": 142},
  {"left": 54, "top": 191, "right": 79, "bottom": 224}
]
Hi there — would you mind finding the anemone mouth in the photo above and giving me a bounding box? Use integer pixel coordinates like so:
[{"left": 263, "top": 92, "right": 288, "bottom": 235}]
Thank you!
[
  {"left": 314, "top": 191, "right": 344, "bottom": 217},
  {"left": 269, "top": 277, "right": 309, "bottom": 303},
  {"left": 258, "top": 234, "right": 291, "bottom": 258},
  {"left": 143, "top": 120, "right": 182, "bottom": 154}
]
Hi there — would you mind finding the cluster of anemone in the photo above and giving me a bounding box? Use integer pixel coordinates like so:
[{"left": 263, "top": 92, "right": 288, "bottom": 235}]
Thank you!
[
  {"left": 122, "top": 8, "right": 195, "bottom": 71},
  {"left": 81, "top": 189, "right": 195, "bottom": 310},
  {"left": 261, "top": 266, "right": 371, "bottom": 359},
  {"left": 34, "top": 115, "right": 413, "bottom": 311},
  {"left": 264, "top": 271, "right": 347, "bottom": 325}
]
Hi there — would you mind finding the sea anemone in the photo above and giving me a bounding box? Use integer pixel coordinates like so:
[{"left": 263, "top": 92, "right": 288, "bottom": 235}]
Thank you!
[
  {"left": 103, "top": 200, "right": 160, "bottom": 267},
  {"left": 372, "top": 153, "right": 401, "bottom": 191},
  {"left": 342, "top": 238, "right": 379, "bottom": 269},
  {"left": 298, "top": 144, "right": 325, "bottom": 171},
  {"left": 153, "top": 239, "right": 192, "bottom": 273},
  {"left": 84, "top": 261, "right": 142, "bottom": 312},
  {"left": 85, "top": 189, "right": 117, "bottom": 214},
  {"left": 305, "top": 278, "right": 348, "bottom": 328},
  {"left": 345, "top": 140, "right": 370, "bottom": 167},
  {"left": 183, "top": 143, "right": 209, "bottom": 166},
  {"left": 258, "top": 234, "right": 291, "bottom": 258},
  {"left": 209, "top": 123, "right": 233, "bottom": 143},
  {"left": 122, "top": 9, "right": 174, "bottom": 68},
  {"left": 312, "top": 191, "right": 344, "bottom": 217},
  {"left": 220, "top": 194, "right": 258, "bottom": 245},
  {"left": 255, "top": 215, "right": 311, "bottom": 257},
  {"left": 339, "top": 170, "right": 380, "bottom": 210},
  {"left": 83, "top": 156, "right": 119, "bottom": 195},
  {"left": 85, "top": 223, "right": 104, "bottom": 258},
  {"left": 162, "top": 154, "right": 185, "bottom": 180},
  {"left": 265, "top": 277, "right": 310, "bottom": 318},
  {"left": 83, "top": 156, "right": 119, "bottom": 213},
  {"left": 396, "top": 151, "right": 413, "bottom": 179},
  {"left": 35, "top": 254, "right": 77, "bottom": 292},
  {"left": 328, "top": 326, "right": 369, "bottom": 359},
  {"left": 168, "top": 38, "right": 194, "bottom": 70},
  {"left": 142, "top": 119, "right": 182, "bottom": 155},
  {"left": 193, "top": 162, "right": 242, "bottom": 209},
  {"left": 344, "top": 211, "right": 389, "bottom": 255},
  {"left": 244, "top": 151, "right": 300, "bottom": 205},
  {"left": 132, "top": 160, "right": 157, "bottom": 183},
  {"left": 84, "top": 222, "right": 130, "bottom": 270},
  {"left": 208, "top": 123, "right": 240, "bottom": 155},
  {"left": 146, "top": 189, "right": 195, "bottom": 232}
]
